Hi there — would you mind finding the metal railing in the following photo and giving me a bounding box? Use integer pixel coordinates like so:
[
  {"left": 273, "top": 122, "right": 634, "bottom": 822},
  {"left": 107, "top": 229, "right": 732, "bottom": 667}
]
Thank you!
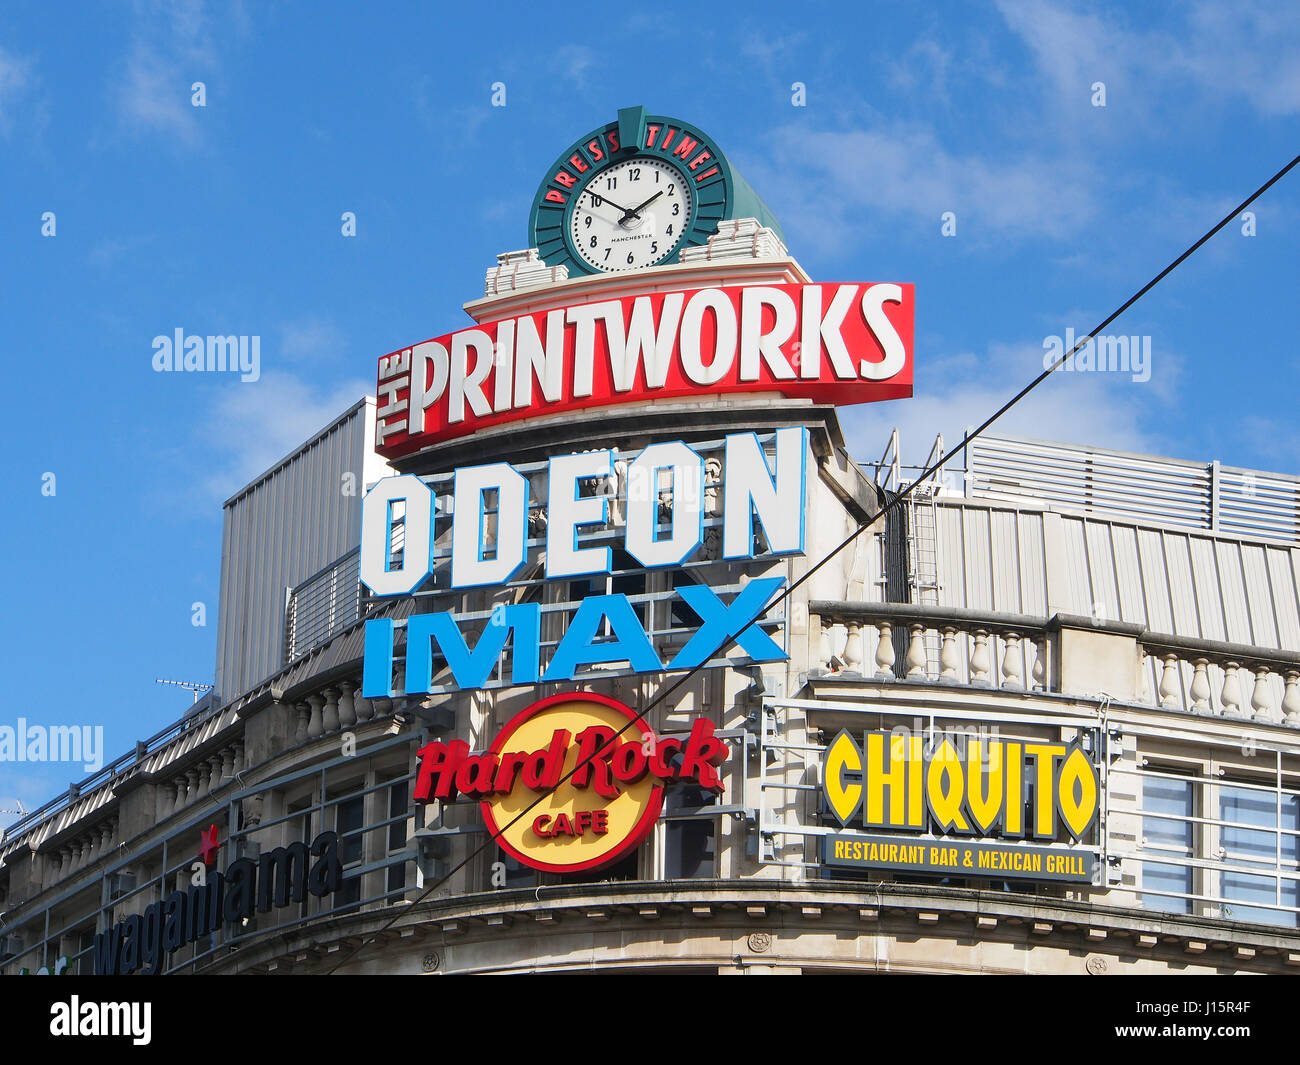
[
  {"left": 284, "top": 548, "right": 362, "bottom": 665},
  {"left": 966, "top": 435, "right": 1300, "bottom": 543}
]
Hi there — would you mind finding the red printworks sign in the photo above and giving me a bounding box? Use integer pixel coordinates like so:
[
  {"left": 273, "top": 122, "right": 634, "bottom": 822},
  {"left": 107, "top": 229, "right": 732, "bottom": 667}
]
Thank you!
[{"left": 374, "top": 281, "right": 913, "bottom": 458}]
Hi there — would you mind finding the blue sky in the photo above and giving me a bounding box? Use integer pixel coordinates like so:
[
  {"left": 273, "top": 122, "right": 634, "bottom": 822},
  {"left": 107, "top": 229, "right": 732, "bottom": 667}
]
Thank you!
[{"left": 1, "top": 1, "right": 1298, "bottom": 819}]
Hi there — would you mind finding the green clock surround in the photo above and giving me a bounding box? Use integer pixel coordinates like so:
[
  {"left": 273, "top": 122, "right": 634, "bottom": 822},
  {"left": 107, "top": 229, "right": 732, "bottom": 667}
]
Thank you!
[{"left": 529, "top": 106, "right": 785, "bottom": 277}]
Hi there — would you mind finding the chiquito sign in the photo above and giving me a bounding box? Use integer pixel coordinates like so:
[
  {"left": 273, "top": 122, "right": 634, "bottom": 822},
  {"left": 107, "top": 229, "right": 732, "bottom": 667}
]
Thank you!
[
  {"left": 361, "top": 426, "right": 809, "bottom": 698},
  {"left": 821, "top": 730, "right": 1102, "bottom": 883},
  {"left": 374, "top": 281, "right": 914, "bottom": 458},
  {"left": 415, "top": 692, "right": 726, "bottom": 873}
]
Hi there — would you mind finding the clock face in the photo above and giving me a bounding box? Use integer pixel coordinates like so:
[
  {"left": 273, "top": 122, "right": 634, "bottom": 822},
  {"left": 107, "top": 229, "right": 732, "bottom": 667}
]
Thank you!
[{"left": 568, "top": 156, "right": 694, "bottom": 272}]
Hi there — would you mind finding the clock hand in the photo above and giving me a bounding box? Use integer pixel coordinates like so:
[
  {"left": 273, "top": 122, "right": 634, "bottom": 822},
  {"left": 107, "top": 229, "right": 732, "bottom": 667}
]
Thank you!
[
  {"left": 585, "top": 188, "right": 636, "bottom": 216},
  {"left": 618, "top": 190, "right": 663, "bottom": 224}
]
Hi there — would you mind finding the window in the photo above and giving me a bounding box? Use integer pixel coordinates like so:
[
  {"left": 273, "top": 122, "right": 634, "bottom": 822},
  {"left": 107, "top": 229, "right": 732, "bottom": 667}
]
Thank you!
[
  {"left": 1140, "top": 773, "right": 1195, "bottom": 915},
  {"left": 493, "top": 848, "right": 537, "bottom": 890},
  {"left": 1218, "top": 783, "right": 1300, "bottom": 927},
  {"left": 664, "top": 784, "right": 716, "bottom": 879},
  {"left": 331, "top": 782, "right": 366, "bottom": 913},
  {"left": 385, "top": 778, "right": 410, "bottom": 901}
]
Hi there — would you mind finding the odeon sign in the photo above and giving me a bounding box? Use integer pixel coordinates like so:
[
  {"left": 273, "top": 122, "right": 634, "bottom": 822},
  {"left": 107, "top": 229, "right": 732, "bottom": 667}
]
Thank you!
[
  {"left": 360, "top": 427, "right": 808, "bottom": 698},
  {"left": 414, "top": 692, "right": 727, "bottom": 874}
]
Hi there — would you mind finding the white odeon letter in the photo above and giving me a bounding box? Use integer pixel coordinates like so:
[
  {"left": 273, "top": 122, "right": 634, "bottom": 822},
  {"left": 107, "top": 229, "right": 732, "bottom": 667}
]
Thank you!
[
  {"left": 723, "top": 426, "right": 808, "bottom": 559},
  {"left": 546, "top": 450, "right": 613, "bottom": 578},
  {"left": 625, "top": 440, "right": 704, "bottom": 568},
  {"left": 451, "top": 462, "right": 529, "bottom": 588},
  {"left": 360, "top": 475, "right": 434, "bottom": 597}
]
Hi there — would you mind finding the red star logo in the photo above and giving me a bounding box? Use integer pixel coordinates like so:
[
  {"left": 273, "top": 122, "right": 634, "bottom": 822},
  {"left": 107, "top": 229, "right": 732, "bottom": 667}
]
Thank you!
[{"left": 198, "top": 824, "right": 221, "bottom": 867}]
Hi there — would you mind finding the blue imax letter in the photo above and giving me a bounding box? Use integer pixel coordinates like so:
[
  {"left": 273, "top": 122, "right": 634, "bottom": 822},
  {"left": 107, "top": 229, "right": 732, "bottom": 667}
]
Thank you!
[
  {"left": 668, "top": 577, "right": 787, "bottom": 669},
  {"left": 362, "top": 605, "right": 541, "bottom": 696},
  {"left": 542, "top": 594, "right": 662, "bottom": 680}
]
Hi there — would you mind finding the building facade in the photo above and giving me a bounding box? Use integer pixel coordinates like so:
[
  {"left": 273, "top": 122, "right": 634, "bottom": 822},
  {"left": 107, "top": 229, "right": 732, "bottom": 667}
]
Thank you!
[{"left": 4, "top": 110, "right": 1300, "bottom": 977}]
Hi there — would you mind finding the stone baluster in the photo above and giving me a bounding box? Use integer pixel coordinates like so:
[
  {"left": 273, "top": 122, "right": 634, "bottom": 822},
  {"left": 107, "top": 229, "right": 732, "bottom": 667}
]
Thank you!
[
  {"left": 874, "top": 622, "right": 896, "bottom": 680},
  {"left": 322, "top": 687, "right": 341, "bottom": 733},
  {"left": 354, "top": 682, "right": 374, "bottom": 723},
  {"left": 816, "top": 618, "right": 833, "bottom": 671},
  {"left": 195, "top": 761, "right": 211, "bottom": 797},
  {"left": 209, "top": 756, "right": 224, "bottom": 791},
  {"left": 1159, "top": 654, "right": 1181, "bottom": 709},
  {"left": 231, "top": 740, "right": 245, "bottom": 776},
  {"left": 1031, "top": 637, "right": 1047, "bottom": 691},
  {"left": 306, "top": 694, "right": 324, "bottom": 739},
  {"left": 372, "top": 696, "right": 393, "bottom": 718},
  {"left": 78, "top": 837, "right": 91, "bottom": 868},
  {"left": 1283, "top": 671, "right": 1300, "bottom": 727},
  {"left": 1189, "top": 659, "right": 1212, "bottom": 712},
  {"left": 1251, "top": 667, "right": 1277, "bottom": 723},
  {"left": 173, "top": 776, "right": 187, "bottom": 810},
  {"left": 970, "top": 631, "right": 991, "bottom": 686},
  {"left": 905, "top": 624, "right": 927, "bottom": 678},
  {"left": 842, "top": 624, "right": 864, "bottom": 674},
  {"left": 1221, "top": 662, "right": 1246, "bottom": 718},
  {"left": 1001, "top": 632, "right": 1024, "bottom": 690},
  {"left": 338, "top": 680, "right": 358, "bottom": 729},
  {"left": 939, "top": 628, "right": 960, "bottom": 684},
  {"left": 184, "top": 768, "right": 200, "bottom": 804},
  {"left": 294, "top": 702, "right": 310, "bottom": 742}
]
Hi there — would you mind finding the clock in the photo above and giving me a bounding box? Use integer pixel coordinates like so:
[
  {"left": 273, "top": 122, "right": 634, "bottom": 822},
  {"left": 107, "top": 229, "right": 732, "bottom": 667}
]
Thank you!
[
  {"left": 529, "top": 106, "right": 786, "bottom": 277},
  {"left": 568, "top": 155, "right": 694, "bottom": 272}
]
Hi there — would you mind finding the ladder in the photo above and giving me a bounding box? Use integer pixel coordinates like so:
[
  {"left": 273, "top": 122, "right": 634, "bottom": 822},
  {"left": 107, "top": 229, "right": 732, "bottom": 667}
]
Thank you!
[{"left": 907, "top": 485, "right": 942, "bottom": 675}]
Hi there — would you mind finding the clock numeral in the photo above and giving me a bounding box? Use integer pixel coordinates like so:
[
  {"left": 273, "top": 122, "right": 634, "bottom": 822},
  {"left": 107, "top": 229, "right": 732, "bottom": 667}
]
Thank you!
[
  {"left": 589, "top": 235, "right": 598, "bottom": 248},
  {"left": 672, "top": 203, "right": 679, "bottom": 216},
  {"left": 650, "top": 242, "right": 658, "bottom": 255},
  {"left": 654, "top": 170, "right": 659, "bottom": 183},
  {"left": 666, "top": 224, "right": 674, "bottom": 236},
  {"left": 604, "top": 248, "right": 611, "bottom": 261},
  {"left": 585, "top": 215, "right": 592, "bottom": 227},
  {"left": 627, "top": 252, "right": 634, "bottom": 265},
  {"left": 630, "top": 167, "right": 641, "bottom": 180},
  {"left": 606, "top": 176, "right": 617, "bottom": 190},
  {"left": 589, "top": 193, "right": 603, "bottom": 208},
  {"left": 667, "top": 183, "right": 675, "bottom": 195}
]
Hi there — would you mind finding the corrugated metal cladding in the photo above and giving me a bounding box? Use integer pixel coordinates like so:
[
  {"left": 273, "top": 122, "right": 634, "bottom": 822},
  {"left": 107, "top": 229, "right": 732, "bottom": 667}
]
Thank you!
[
  {"left": 967, "top": 433, "right": 1300, "bottom": 543},
  {"left": 933, "top": 498, "right": 1300, "bottom": 649},
  {"left": 213, "top": 398, "right": 385, "bottom": 706}
]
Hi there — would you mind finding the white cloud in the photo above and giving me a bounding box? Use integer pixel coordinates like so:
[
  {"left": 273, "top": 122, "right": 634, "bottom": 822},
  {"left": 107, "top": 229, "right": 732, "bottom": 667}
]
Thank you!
[
  {"left": 0, "top": 43, "right": 34, "bottom": 135},
  {"left": 839, "top": 337, "right": 1178, "bottom": 477},
  {"left": 748, "top": 120, "right": 1097, "bottom": 255},
  {"left": 114, "top": 0, "right": 218, "bottom": 144},
  {"left": 198, "top": 371, "right": 370, "bottom": 502},
  {"left": 280, "top": 318, "right": 346, "bottom": 362},
  {"left": 553, "top": 44, "right": 595, "bottom": 89},
  {"left": 995, "top": 0, "right": 1300, "bottom": 119}
]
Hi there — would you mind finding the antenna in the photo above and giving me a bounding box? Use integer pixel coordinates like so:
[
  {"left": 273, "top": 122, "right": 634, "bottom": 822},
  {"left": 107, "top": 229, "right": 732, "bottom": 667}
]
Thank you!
[
  {"left": 0, "top": 800, "right": 28, "bottom": 817},
  {"left": 155, "top": 678, "right": 214, "bottom": 705}
]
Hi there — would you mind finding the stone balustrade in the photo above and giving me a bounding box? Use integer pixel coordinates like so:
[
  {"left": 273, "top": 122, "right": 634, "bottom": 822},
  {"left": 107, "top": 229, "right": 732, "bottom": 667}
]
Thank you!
[
  {"left": 808, "top": 600, "right": 1300, "bottom": 729},
  {"left": 808, "top": 602, "right": 1048, "bottom": 692},
  {"left": 1139, "top": 634, "right": 1300, "bottom": 725}
]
